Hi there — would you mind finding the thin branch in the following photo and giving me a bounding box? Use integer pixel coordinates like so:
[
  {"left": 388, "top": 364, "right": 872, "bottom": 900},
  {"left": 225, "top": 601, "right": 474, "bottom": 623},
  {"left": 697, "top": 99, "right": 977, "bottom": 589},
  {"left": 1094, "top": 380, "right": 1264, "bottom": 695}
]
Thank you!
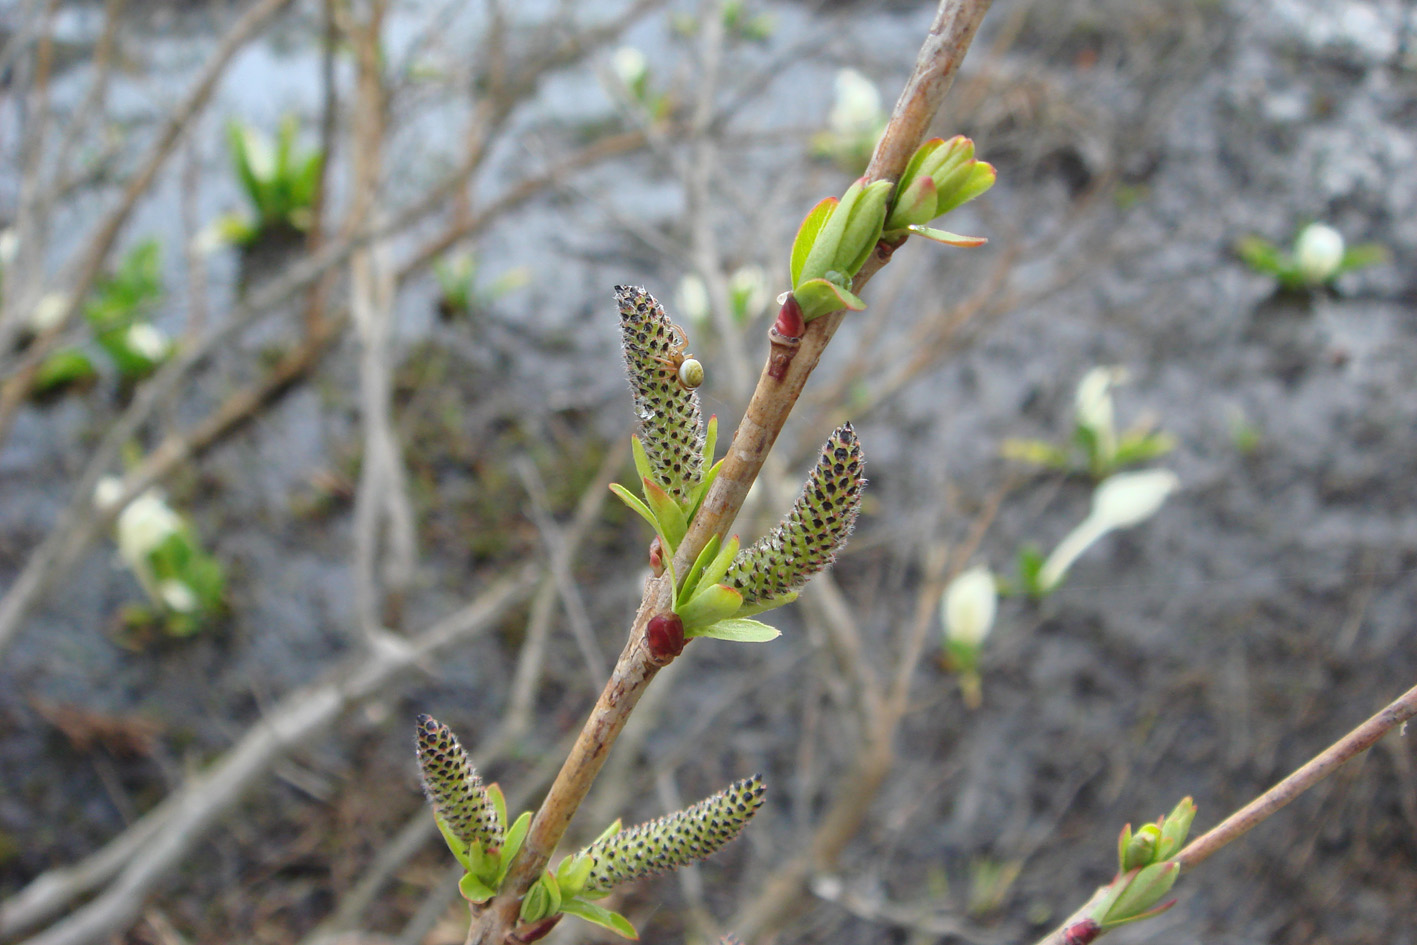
[
  {"left": 1177, "top": 680, "right": 1417, "bottom": 871},
  {"left": 1029, "top": 680, "right": 1417, "bottom": 945}
]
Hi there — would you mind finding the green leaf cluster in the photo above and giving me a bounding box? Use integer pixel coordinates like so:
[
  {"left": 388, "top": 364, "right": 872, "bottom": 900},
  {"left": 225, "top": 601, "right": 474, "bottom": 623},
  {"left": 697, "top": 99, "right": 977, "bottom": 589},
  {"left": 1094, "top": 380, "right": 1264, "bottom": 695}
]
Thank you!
[
  {"left": 433, "top": 252, "right": 530, "bottom": 319},
  {"left": 37, "top": 240, "right": 172, "bottom": 394},
  {"left": 882, "top": 135, "right": 995, "bottom": 245},
  {"left": 1236, "top": 231, "right": 1386, "bottom": 291},
  {"left": 788, "top": 177, "right": 893, "bottom": 321},
  {"left": 1085, "top": 798, "right": 1197, "bottom": 931},
  {"left": 220, "top": 115, "right": 324, "bottom": 246}
]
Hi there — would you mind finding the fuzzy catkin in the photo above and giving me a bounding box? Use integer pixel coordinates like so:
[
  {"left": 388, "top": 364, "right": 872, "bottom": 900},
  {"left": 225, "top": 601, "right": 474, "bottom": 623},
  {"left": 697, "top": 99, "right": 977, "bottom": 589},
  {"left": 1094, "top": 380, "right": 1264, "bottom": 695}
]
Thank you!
[
  {"left": 725, "top": 423, "right": 865, "bottom": 606},
  {"left": 580, "top": 775, "right": 766, "bottom": 896},
  {"left": 616, "top": 285, "right": 705, "bottom": 505},
  {"left": 415, "top": 714, "right": 502, "bottom": 854}
]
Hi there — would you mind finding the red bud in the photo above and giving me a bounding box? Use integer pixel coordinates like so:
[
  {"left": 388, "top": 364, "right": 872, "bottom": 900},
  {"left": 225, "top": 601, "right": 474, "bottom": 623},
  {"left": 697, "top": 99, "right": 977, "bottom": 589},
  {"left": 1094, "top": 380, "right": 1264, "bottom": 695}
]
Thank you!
[
  {"left": 647, "top": 612, "right": 685, "bottom": 661},
  {"left": 774, "top": 294, "right": 805, "bottom": 339}
]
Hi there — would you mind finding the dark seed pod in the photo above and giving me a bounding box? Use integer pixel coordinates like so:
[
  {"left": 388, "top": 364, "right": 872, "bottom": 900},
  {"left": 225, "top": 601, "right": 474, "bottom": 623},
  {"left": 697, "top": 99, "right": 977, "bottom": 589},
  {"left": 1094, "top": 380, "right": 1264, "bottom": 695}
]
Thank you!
[{"left": 646, "top": 611, "right": 686, "bottom": 662}]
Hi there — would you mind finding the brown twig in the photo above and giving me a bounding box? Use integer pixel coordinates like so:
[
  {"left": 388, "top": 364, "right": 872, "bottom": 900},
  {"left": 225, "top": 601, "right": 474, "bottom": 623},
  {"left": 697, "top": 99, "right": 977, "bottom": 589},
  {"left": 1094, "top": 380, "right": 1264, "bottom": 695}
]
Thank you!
[{"left": 1176, "top": 680, "right": 1417, "bottom": 871}]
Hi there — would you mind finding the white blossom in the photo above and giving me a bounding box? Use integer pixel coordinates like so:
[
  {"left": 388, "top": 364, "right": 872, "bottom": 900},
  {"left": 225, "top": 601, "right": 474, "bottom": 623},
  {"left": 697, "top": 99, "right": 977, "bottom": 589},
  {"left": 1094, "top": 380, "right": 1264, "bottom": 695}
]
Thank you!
[
  {"left": 116, "top": 491, "right": 183, "bottom": 571},
  {"left": 159, "top": 579, "right": 198, "bottom": 613},
  {"left": 1074, "top": 366, "right": 1127, "bottom": 463},
  {"left": 94, "top": 476, "right": 125, "bottom": 511},
  {"left": 828, "top": 69, "right": 883, "bottom": 138},
  {"left": 1038, "top": 470, "right": 1180, "bottom": 592},
  {"left": 728, "top": 265, "right": 771, "bottom": 322},
  {"left": 28, "top": 293, "right": 71, "bottom": 334},
  {"left": 234, "top": 124, "right": 276, "bottom": 183},
  {"left": 0, "top": 228, "right": 17, "bottom": 267},
  {"left": 610, "top": 46, "right": 648, "bottom": 91},
  {"left": 125, "top": 323, "right": 172, "bottom": 361},
  {"left": 1091, "top": 469, "right": 1180, "bottom": 530},
  {"left": 675, "top": 273, "right": 711, "bottom": 328},
  {"left": 942, "top": 565, "right": 997, "bottom": 648},
  {"left": 1294, "top": 223, "right": 1345, "bottom": 284}
]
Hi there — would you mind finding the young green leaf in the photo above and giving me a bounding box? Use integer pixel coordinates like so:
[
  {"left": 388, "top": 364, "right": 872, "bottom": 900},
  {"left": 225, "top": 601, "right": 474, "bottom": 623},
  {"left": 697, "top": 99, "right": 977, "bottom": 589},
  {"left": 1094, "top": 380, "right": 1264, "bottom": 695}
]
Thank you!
[
  {"left": 459, "top": 872, "right": 497, "bottom": 904},
  {"left": 689, "top": 617, "right": 781, "bottom": 643},
  {"left": 677, "top": 534, "right": 723, "bottom": 606},
  {"left": 643, "top": 477, "right": 688, "bottom": 550},
  {"left": 905, "top": 224, "right": 987, "bottom": 247},
  {"left": 609, "top": 483, "right": 660, "bottom": 536},
  {"left": 495, "top": 811, "right": 532, "bottom": 888},
  {"left": 631, "top": 434, "right": 654, "bottom": 485},
  {"left": 560, "top": 898, "right": 639, "bottom": 939},
  {"left": 678, "top": 583, "right": 743, "bottom": 632},
  {"left": 791, "top": 197, "right": 838, "bottom": 287}
]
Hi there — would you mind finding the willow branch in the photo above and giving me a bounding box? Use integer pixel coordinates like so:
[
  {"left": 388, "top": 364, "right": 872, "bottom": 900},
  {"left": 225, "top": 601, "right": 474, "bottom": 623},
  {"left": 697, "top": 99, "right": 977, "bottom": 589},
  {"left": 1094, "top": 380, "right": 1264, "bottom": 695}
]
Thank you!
[
  {"left": 468, "top": 3, "right": 995, "bottom": 941},
  {"left": 1030, "top": 680, "right": 1417, "bottom": 945}
]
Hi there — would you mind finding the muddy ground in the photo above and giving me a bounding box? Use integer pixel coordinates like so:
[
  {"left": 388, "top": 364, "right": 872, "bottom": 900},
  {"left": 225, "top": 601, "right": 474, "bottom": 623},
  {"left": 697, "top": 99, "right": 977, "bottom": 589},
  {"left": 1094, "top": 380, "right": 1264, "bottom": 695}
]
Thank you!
[{"left": 1, "top": 1, "right": 1414, "bottom": 944}]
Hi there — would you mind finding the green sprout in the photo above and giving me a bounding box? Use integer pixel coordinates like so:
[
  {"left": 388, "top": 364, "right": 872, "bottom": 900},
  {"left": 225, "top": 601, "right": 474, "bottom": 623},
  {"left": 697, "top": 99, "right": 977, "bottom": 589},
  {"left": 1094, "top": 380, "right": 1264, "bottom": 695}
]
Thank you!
[
  {"left": 95, "top": 479, "right": 227, "bottom": 638},
  {"left": 605, "top": 47, "right": 673, "bottom": 123},
  {"left": 1083, "top": 798, "right": 1196, "bottom": 931},
  {"left": 33, "top": 240, "right": 173, "bottom": 395},
  {"left": 217, "top": 115, "right": 325, "bottom": 247},
  {"left": 1006, "top": 469, "right": 1180, "bottom": 599},
  {"left": 1236, "top": 222, "right": 1387, "bottom": 291},
  {"left": 1002, "top": 366, "right": 1176, "bottom": 480},
  {"left": 788, "top": 136, "right": 993, "bottom": 323},
  {"left": 810, "top": 69, "right": 887, "bottom": 173},
  {"left": 434, "top": 252, "right": 531, "bottom": 320}
]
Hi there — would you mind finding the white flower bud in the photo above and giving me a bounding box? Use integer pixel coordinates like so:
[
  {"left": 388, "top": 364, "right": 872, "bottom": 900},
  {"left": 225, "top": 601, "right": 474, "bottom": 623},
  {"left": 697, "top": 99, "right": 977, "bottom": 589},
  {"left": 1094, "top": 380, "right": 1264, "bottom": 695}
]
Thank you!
[
  {"left": 675, "top": 273, "right": 711, "bottom": 328},
  {"left": 125, "top": 323, "right": 171, "bottom": 361},
  {"left": 1090, "top": 469, "right": 1180, "bottom": 531},
  {"left": 29, "top": 293, "right": 71, "bottom": 334},
  {"left": 1294, "top": 223, "right": 1344, "bottom": 285},
  {"left": 0, "top": 228, "right": 17, "bottom": 267},
  {"left": 94, "top": 476, "right": 125, "bottom": 511},
  {"left": 942, "top": 565, "right": 997, "bottom": 648},
  {"left": 610, "top": 46, "right": 648, "bottom": 90},
  {"left": 159, "top": 579, "right": 198, "bottom": 613},
  {"left": 828, "top": 68, "right": 882, "bottom": 137},
  {"left": 1038, "top": 470, "right": 1179, "bottom": 592},
  {"left": 728, "top": 265, "right": 771, "bottom": 322},
  {"left": 1074, "top": 366, "right": 1126, "bottom": 438},
  {"left": 116, "top": 491, "right": 182, "bottom": 568},
  {"left": 235, "top": 125, "right": 276, "bottom": 183}
]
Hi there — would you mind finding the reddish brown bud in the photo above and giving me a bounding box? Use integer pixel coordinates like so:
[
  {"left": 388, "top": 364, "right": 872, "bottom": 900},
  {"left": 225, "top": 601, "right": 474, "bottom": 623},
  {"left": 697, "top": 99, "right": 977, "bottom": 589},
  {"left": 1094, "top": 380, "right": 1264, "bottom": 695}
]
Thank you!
[
  {"left": 646, "top": 611, "right": 686, "bottom": 662},
  {"left": 1062, "top": 919, "right": 1100, "bottom": 945},
  {"left": 774, "top": 294, "right": 805, "bottom": 339},
  {"left": 648, "top": 535, "right": 666, "bottom": 576}
]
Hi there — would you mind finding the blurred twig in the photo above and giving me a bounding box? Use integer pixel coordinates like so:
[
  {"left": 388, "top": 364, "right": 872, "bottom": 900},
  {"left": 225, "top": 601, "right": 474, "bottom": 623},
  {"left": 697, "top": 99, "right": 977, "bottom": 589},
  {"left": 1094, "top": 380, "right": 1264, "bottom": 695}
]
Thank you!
[
  {"left": 0, "top": 0, "right": 298, "bottom": 440},
  {"left": 0, "top": 566, "right": 540, "bottom": 945}
]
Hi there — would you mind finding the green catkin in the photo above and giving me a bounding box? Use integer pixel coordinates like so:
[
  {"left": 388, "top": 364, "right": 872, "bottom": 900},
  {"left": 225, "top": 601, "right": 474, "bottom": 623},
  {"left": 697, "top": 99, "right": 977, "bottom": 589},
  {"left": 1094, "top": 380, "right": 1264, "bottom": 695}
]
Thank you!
[
  {"left": 725, "top": 423, "right": 865, "bottom": 607},
  {"left": 616, "top": 285, "right": 705, "bottom": 505},
  {"left": 415, "top": 714, "right": 502, "bottom": 855},
  {"left": 580, "top": 775, "right": 766, "bottom": 896}
]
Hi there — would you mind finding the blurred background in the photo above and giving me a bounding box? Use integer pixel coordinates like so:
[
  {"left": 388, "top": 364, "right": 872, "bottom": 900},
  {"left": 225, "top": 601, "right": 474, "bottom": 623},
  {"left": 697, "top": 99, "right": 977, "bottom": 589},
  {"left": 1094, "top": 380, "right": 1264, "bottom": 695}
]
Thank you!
[{"left": 1, "top": 1, "right": 1414, "bottom": 944}]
